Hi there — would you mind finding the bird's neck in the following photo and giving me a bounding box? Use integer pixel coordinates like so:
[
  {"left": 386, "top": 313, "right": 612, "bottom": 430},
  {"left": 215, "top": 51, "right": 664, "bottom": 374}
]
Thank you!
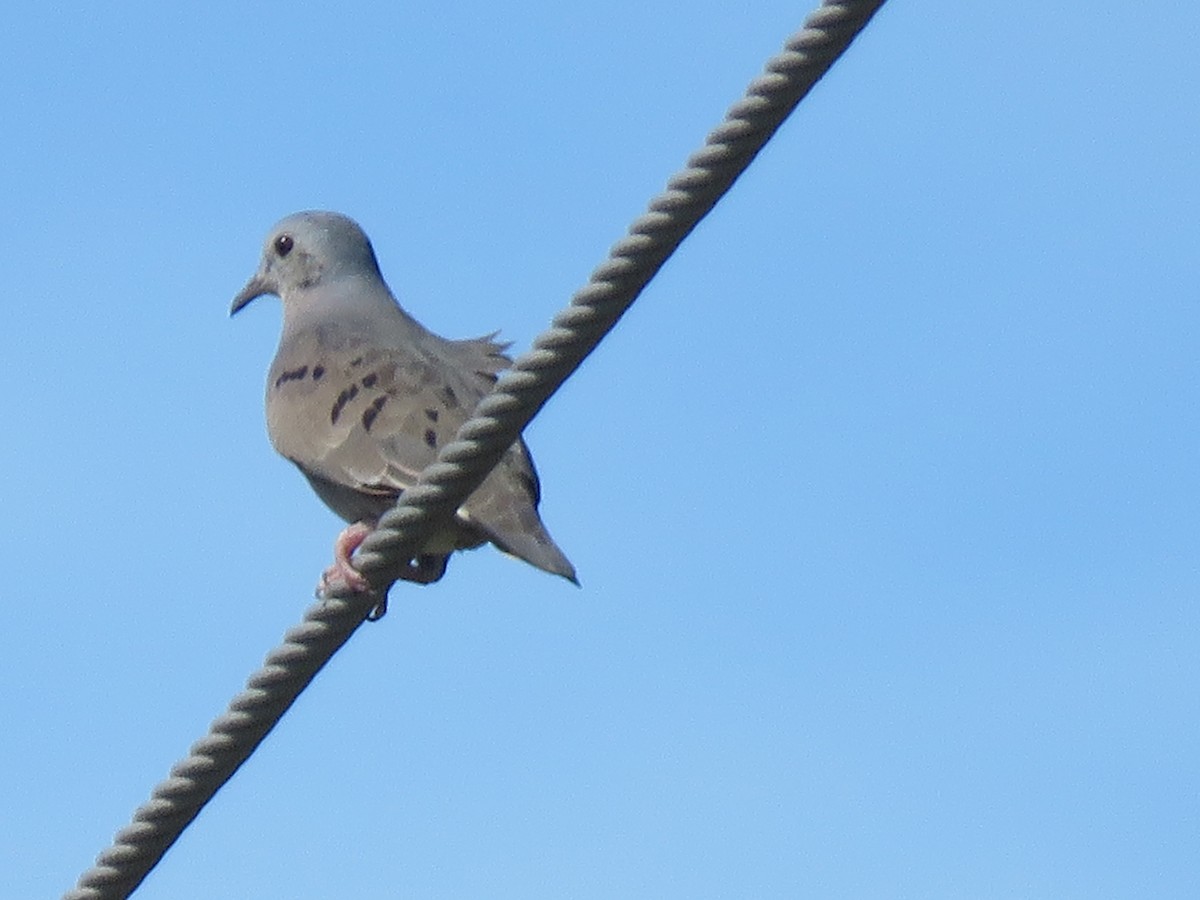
[{"left": 280, "top": 273, "right": 423, "bottom": 339}]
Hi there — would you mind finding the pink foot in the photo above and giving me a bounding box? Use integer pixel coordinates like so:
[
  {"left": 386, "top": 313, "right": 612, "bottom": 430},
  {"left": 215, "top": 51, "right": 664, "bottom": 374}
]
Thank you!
[
  {"left": 318, "top": 521, "right": 373, "bottom": 597},
  {"left": 316, "top": 521, "right": 451, "bottom": 617}
]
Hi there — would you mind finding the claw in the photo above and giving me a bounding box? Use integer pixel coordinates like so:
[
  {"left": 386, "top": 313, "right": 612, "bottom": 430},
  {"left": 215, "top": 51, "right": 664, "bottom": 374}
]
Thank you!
[
  {"left": 316, "top": 521, "right": 373, "bottom": 598},
  {"left": 401, "top": 554, "right": 449, "bottom": 584},
  {"left": 315, "top": 521, "right": 450, "bottom": 609}
]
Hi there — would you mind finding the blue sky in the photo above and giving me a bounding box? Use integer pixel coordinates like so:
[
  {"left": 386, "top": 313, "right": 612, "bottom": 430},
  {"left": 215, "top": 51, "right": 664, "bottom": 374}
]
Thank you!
[{"left": 3, "top": 2, "right": 1198, "bottom": 897}]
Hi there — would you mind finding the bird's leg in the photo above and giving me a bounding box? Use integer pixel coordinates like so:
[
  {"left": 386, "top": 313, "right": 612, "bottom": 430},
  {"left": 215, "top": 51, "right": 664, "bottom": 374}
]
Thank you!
[
  {"left": 318, "top": 521, "right": 374, "bottom": 596},
  {"left": 318, "top": 520, "right": 449, "bottom": 613},
  {"left": 400, "top": 554, "right": 449, "bottom": 585},
  {"left": 362, "top": 555, "right": 445, "bottom": 620}
]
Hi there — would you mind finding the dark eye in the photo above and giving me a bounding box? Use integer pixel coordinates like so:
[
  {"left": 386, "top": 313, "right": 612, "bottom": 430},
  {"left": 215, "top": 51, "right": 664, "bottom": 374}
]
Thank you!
[{"left": 274, "top": 234, "right": 294, "bottom": 257}]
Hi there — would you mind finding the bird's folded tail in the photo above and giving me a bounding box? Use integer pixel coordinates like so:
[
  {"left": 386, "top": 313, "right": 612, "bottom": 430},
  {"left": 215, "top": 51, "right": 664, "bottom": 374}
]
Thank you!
[
  {"left": 486, "top": 521, "right": 579, "bottom": 586},
  {"left": 457, "top": 438, "right": 578, "bottom": 584}
]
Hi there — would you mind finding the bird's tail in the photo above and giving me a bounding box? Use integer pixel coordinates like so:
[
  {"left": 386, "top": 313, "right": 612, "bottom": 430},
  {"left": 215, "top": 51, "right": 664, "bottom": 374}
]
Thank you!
[{"left": 488, "top": 520, "right": 579, "bottom": 585}]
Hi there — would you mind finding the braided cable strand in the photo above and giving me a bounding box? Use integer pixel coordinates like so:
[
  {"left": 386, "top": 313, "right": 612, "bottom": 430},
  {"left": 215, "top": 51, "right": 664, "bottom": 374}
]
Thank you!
[
  {"left": 65, "top": 3, "right": 887, "bottom": 896},
  {"left": 63, "top": 594, "right": 378, "bottom": 900},
  {"left": 354, "top": 0, "right": 889, "bottom": 585}
]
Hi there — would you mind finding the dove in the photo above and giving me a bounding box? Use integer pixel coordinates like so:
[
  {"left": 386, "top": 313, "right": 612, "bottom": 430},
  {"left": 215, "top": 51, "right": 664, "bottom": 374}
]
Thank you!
[{"left": 232, "top": 211, "right": 577, "bottom": 599}]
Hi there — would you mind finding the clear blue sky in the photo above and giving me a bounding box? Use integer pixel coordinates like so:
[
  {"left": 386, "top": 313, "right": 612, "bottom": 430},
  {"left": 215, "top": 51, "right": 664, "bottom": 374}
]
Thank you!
[{"left": 3, "top": 2, "right": 1198, "bottom": 897}]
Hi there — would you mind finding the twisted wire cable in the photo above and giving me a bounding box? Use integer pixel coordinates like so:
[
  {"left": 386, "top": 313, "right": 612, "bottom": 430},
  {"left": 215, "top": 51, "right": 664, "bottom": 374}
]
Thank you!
[
  {"left": 64, "top": 2, "right": 887, "bottom": 896},
  {"left": 356, "top": 0, "right": 888, "bottom": 584},
  {"left": 63, "top": 593, "right": 376, "bottom": 900}
]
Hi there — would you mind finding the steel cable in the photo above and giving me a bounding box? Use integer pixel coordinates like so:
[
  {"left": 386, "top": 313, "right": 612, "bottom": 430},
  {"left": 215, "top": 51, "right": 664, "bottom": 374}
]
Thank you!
[{"left": 64, "top": 3, "right": 887, "bottom": 896}]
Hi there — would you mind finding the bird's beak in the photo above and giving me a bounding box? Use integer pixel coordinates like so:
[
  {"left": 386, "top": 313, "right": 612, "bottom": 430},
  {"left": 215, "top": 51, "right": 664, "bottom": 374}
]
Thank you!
[{"left": 230, "top": 274, "right": 271, "bottom": 316}]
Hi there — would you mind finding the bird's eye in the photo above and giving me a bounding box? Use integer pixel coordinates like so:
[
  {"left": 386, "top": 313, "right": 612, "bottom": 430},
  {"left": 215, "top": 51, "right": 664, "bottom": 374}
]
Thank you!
[{"left": 274, "top": 234, "right": 294, "bottom": 257}]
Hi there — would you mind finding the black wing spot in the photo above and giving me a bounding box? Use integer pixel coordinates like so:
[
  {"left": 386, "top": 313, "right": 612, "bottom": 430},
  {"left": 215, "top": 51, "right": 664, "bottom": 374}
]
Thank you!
[
  {"left": 312, "top": 365, "right": 326, "bottom": 381},
  {"left": 273, "top": 365, "right": 308, "bottom": 389},
  {"left": 361, "top": 372, "right": 379, "bottom": 389},
  {"left": 330, "top": 384, "right": 360, "bottom": 425},
  {"left": 442, "top": 385, "right": 459, "bottom": 408},
  {"left": 424, "top": 428, "right": 438, "bottom": 449},
  {"left": 362, "top": 395, "right": 388, "bottom": 432},
  {"left": 424, "top": 408, "right": 439, "bottom": 422}
]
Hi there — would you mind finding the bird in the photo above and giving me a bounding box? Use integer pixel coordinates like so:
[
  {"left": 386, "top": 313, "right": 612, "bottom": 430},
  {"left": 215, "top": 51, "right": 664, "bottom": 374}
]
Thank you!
[{"left": 231, "top": 211, "right": 576, "bottom": 604}]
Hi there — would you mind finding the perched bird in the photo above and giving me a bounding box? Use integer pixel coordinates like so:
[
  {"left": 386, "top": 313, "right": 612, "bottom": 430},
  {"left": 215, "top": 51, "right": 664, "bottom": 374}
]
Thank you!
[{"left": 232, "top": 211, "right": 576, "bottom": 599}]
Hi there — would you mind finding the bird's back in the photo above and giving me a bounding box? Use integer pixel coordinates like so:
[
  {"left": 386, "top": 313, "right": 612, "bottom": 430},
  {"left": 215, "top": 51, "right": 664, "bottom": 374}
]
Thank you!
[{"left": 266, "top": 315, "right": 576, "bottom": 580}]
